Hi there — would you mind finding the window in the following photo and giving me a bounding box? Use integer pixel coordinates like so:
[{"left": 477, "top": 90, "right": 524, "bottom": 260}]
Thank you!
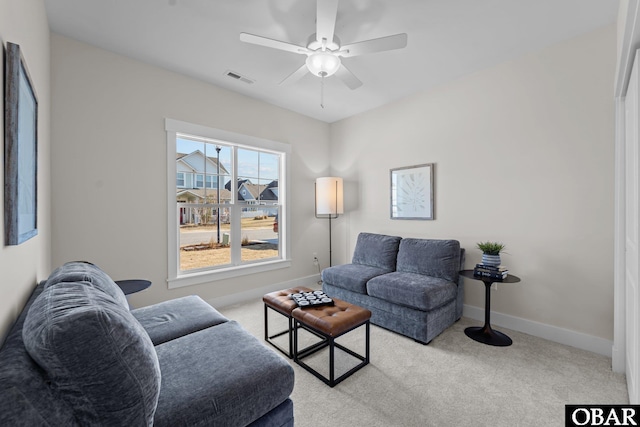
[
  {"left": 166, "top": 119, "right": 290, "bottom": 288},
  {"left": 184, "top": 173, "right": 193, "bottom": 188}
]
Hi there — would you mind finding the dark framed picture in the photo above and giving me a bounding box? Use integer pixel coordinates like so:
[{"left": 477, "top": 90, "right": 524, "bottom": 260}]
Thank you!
[
  {"left": 390, "top": 163, "right": 434, "bottom": 220},
  {"left": 4, "top": 42, "right": 38, "bottom": 245}
]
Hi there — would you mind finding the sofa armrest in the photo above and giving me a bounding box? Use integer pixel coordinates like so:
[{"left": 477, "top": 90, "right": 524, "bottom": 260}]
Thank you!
[{"left": 0, "top": 282, "right": 79, "bottom": 427}]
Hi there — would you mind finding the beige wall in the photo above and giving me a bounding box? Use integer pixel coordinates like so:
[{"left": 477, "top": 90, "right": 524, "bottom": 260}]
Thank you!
[
  {"left": 50, "top": 34, "right": 331, "bottom": 307},
  {"left": 0, "top": 0, "right": 51, "bottom": 342},
  {"left": 49, "top": 24, "right": 617, "bottom": 344},
  {"left": 330, "top": 25, "right": 616, "bottom": 340}
]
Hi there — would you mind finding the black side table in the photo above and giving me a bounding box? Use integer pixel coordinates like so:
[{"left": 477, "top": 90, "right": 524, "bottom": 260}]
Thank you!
[
  {"left": 115, "top": 279, "right": 152, "bottom": 295},
  {"left": 459, "top": 270, "right": 520, "bottom": 347}
]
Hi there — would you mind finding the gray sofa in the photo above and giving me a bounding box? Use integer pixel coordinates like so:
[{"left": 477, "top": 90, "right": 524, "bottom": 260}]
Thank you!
[
  {"left": 0, "top": 262, "right": 294, "bottom": 427},
  {"left": 322, "top": 233, "right": 465, "bottom": 344}
]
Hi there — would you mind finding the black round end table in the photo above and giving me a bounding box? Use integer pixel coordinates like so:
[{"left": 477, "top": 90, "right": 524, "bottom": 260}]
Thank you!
[
  {"left": 115, "top": 279, "right": 152, "bottom": 295},
  {"left": 459, "top": 270, "right": 521, "bottom": 347}
]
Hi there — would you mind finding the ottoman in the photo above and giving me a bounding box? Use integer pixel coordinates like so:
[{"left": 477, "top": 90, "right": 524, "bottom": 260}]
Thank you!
[
  {"left": 292, "top": 298, "right": 371, "bottom": 387},
  {"left": 263, "top": 286, "right": 314, "bottom": 358}
]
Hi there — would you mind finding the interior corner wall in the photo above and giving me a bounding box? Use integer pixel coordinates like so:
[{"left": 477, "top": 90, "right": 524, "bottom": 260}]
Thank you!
[
  {"left": 329, "top": 25, "right": 617, "bottom": 342},
  {"left": 50, "top": 34, "right": 331, "bottom": 307},
  {"left": 0, "top": 0, "right": 51, "bottom": 343}
]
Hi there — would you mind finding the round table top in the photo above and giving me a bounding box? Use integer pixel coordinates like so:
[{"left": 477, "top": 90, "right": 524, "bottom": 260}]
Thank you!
[
  {"left": 115, "top": 279, "right": 152, "bottom": 295},
  {"left": 459, "top": 269, "right": 521, "bottom": 283}
]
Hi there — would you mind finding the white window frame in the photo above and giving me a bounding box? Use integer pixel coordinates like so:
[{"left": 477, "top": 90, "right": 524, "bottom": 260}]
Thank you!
[{"left": 166, "top": 118, "right": 291, "bottom": 289}]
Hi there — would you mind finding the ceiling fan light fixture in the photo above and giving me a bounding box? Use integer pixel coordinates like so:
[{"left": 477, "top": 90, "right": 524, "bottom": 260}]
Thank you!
[
  {"left": 239, "top": 1, "right": 407, "bottom": 90},
  {"left": 305, "top": 51, "right": 341, "bottom": 77}
]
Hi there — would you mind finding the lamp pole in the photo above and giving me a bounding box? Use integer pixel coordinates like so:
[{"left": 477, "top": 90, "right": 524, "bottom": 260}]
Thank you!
[
  {"left": 216, "top": 146, "right": 221, "bottom": 244},
  {"left": 315, "top": 177, "right": 343, "bottom": 267}
]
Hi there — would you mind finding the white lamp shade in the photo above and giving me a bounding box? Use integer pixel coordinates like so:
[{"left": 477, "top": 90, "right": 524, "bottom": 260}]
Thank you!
[
  {"left": 316, "top": 177, "right": 344, "bottom": 215},
  {"left": 306, "top": 52, "right": 341, "bottom": 77}
]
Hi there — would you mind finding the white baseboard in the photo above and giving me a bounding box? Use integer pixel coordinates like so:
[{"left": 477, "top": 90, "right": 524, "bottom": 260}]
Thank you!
[
  {"left": 463, "top": 304, "right": 613, "bottom": 357},
  {"left": 206, "top": 274, "right": 322, "bottom": 308}
]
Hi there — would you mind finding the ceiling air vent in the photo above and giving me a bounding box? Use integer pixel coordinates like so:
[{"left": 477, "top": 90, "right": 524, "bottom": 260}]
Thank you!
[{"left": 225, "top": 70, "right": 254, "bottom": 85}]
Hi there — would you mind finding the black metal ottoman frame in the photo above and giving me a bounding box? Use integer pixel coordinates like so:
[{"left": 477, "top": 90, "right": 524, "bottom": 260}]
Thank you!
[
  {"left": 264, "top": 303, "right": 296, "bottom": 358},
  {"left": 293, "top": 319, "right": 370, "bottom": 387}
]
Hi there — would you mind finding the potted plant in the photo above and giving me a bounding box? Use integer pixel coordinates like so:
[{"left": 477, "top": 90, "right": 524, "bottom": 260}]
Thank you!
[{"left": 477, "top": 241, "right": 505, "bottom": 267}]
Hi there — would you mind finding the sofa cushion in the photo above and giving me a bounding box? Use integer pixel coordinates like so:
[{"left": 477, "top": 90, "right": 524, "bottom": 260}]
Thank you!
[
  {"left": 22, "top": 282, "right": 161, "bottom": 426},
  {"left": 153, "top": 320, "right": 295, "bottom": 427},
  {"left": 352, "top": 232, "right": 402, "bottom": 271},
  {"left": 366, "top": 272, "right": 457, "bottom": 311},
  {"left": 131, "top": 295, "right": 228, "bottom": 345},
  {"left": 44, "top": 261, "right": 129, "bottom": 309},
  {"left": 322, "top": 263, "right": 390, "bottom": 294},
  {"left": 396, "top": 239, "right": 461, "bottom": 283}
]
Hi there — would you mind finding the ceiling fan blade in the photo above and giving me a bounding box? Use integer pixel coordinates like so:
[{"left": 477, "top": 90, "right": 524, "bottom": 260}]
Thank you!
[
  {"left": 279, "top": 63, "right": 309, "bottom": 85},
  {"left": 240, "top": 33, "right": 308, "bottom": 55},
  {"left": 338, "top": 33, "right": 408, "bottom": 58},
  {"left": 316, "top": 0, "right": 339, "bottom": 45},
  {"left": 334, "top": 64, "right": 362, "bottom": 90}
]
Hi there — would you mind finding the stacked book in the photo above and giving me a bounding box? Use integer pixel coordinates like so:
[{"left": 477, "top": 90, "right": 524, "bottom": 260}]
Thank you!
[{"left": 473, "top": 263, "right": 508, "bottom": 280}]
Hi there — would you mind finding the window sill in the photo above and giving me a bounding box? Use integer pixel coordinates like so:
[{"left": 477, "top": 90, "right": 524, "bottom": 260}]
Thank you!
[{"left": 167, "top": 259, "right": 292, "bottom": 289}]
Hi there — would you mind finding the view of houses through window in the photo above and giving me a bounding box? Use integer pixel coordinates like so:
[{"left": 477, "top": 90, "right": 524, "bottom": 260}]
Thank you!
[{"left": 176, "top": 135, "right": 281, "bottom": 272}]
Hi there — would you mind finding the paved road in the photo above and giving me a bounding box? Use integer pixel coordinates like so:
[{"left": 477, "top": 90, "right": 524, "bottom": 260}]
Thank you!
[{"left": 180, "top": 227, "right": 277, "bottom": 246}]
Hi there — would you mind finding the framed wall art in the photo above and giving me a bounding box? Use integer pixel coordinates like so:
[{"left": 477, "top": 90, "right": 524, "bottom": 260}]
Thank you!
[
  {"left": 5, "top": 42, "right": 38, "bottom": 245},
  {"left": 390, "top": 163, "right": 434, "bottom": 220}
]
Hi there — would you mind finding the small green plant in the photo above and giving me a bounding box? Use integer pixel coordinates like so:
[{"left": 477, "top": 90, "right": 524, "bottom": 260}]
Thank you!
[{"left": 476, "top": 241, "right": 505, "bottom": 255}]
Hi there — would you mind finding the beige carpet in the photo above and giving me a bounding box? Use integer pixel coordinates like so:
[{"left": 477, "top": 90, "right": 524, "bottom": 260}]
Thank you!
[{"left": 219, "top": 299, "right": 627, "bottom": 427}]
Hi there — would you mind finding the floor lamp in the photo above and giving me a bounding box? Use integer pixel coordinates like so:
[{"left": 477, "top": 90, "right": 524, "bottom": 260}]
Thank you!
[{"left": 315, "top": 177, "right": 344, "bottom": 267}]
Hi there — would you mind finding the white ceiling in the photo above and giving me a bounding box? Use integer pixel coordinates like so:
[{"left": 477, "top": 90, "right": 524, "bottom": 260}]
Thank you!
[{"left": 44, "top": 0, "right": 619, "bottom": 123}]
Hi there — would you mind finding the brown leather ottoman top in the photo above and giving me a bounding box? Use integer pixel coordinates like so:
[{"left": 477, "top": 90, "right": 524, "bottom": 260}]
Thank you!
[
  {"left": 292, "top": 299, "right": 371, "bottom": 338},
  {"left": 263, "top": 286, "right": 315, "bottom": 316}
]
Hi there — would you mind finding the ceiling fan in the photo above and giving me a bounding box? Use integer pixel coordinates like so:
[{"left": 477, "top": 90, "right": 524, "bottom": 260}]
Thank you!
[{"left": 239, "top": 0, "right": 408, "bottom": 90}]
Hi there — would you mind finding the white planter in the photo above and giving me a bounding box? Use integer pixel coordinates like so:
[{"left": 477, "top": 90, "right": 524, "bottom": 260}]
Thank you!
[{"left": 482, "top": 254, "right": 501, "bottom": 267}]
